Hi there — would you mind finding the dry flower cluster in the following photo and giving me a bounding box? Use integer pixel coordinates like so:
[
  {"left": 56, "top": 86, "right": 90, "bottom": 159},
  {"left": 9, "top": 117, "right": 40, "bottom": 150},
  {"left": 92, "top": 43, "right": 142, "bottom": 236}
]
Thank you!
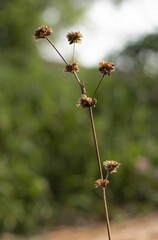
[{"left": 34, "top": 25, "right": 121, "bottom": 240}]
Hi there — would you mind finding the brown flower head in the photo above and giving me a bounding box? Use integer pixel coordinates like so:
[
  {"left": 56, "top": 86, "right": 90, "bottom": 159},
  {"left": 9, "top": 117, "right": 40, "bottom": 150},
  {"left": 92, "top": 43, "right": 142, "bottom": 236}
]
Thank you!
[
  {"left": 95, "top": 179, "right": 109, "bottom": 188},
  {"left": 67, "top": 31, "right": 83, "bottom": 44},
  {"left": 103, "top": 160, "right": 121, "bottom": 174},
  {"left": 64, "top": 63, "right": 79, "bottom": 73},
  {"left": 76, "top": 94, "right": 97, "bottom": 108},
  {"left": 99, "top": 61, "right": 115, "bottom": 75},
  {"left": 34, "top": 26, "right": 53, "bottom": 40}
]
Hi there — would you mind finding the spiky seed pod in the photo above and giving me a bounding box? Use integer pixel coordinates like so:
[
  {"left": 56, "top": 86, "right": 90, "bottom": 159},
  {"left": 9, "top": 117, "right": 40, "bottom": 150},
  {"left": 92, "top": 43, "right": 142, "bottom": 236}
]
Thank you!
[
  {"left": 76, "top": 94, "right": 97, "bottom": 108},
  {"left": 103, "top": 160, "right": 121, "bottom": 174},
  {"left": 95, "top": 179, "right": 109, "bottom": 188},
  {"left": 99, "top": 61, "right": 115, "bottom": 75},
  {"left": 34, "top": 26, "right": 53, "bottom": 40},
  {"left": 67, "top": 31, "right": 83, "bottom": 44},
  {"left": 64, "top": 63, "right": 79, "bottom": 73}
]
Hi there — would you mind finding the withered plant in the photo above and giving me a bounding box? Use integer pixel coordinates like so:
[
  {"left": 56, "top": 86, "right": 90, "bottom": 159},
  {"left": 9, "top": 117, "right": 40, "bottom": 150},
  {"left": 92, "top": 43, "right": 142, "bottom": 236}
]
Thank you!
[{"left": 34, "top": 25, "right": 121, "bottom": 240}]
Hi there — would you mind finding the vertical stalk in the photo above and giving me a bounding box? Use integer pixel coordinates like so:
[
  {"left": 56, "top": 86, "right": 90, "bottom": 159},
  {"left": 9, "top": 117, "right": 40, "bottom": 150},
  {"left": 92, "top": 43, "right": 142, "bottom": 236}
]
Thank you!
[
  {"left": 89, "top": 107, "right": 103, "bottom": 179},
  {"left": 73, "top": 43, "right": 76, "bottom": 63},
  {"left": 88, "top": 107, "right": 112, "bottom": 240},
  {"left": 34, "top": 28, "right": 117, "bottom": 240},
  {"left": 45, "top": 34, "right": 112, "bottom": 240},
  {"left": 102, "top": 188, "right": 112, "bottom": 240}
]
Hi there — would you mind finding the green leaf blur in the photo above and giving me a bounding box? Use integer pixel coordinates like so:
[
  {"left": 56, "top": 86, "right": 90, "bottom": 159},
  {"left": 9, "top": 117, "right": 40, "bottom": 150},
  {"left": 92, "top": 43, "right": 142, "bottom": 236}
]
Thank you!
[{"left": 0, "top": 0, "right": 158, "bottom": 234}]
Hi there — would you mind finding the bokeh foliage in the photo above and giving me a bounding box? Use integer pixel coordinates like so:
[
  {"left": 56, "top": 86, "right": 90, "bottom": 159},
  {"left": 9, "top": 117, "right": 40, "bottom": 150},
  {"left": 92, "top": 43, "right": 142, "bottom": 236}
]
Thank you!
[{"left": 0, "top": 0, "right": 158, "bottom": 234}]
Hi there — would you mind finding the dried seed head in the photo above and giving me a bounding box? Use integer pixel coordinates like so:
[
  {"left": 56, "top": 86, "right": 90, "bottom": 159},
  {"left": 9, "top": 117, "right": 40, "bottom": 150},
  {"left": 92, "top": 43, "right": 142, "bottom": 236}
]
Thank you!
[
  {"left": 67, "top": 31, "right": 83, "bottom": 44},
  {"left": 76, "top": 94, "right": 97, "bottom": 108},
  {"left": 95, "top": 179, "right": 109, "bottom": 188},
  {"left": 103, "top": 160, "right": 121, "bottom": 174},
  {"left": 99, "top": 61, "right": 115, "bottom": 75},
  {"left": 34, "top": 26, "right": 53, "bottom": 40},
  {"left": 64, "top": 63, "right": 79, "bottom": 73}
]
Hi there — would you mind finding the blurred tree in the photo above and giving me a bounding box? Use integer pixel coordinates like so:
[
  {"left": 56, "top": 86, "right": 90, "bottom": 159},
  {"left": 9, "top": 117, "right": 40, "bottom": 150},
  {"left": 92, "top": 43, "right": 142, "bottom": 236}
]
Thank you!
[
  {"left": 102, "top": 33, "right": 158, "bottom": 214},
  {"left": 0, "top": 0, "right": 93, "bottom": 233}
]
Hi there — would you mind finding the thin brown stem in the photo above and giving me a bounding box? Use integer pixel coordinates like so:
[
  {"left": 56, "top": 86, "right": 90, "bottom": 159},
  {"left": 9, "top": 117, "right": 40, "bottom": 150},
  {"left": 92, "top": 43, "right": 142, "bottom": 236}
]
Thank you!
[
  {"left": 88, "top": 107, "right": 112, "bottom": 240},
  {"left": 89, "top": 107, "right": 103, "bottom": 179},
  {"left": 73, "top": 43, "right": 76, "bottom": 63},
  {"left": 102, "top": 188, "right": 112, "bottom": 240},
  {"left": 72, "top": 71, "right": 82, "bottom": 89},
  {"left": 105, "top": 172, "right": 110, "bottom": 181},
  {"left": 46, "top": 37, "right": 83, "bottom": 90},
  {"left": 35, "top": 29, "right": 115, "bottom": 240},
  {"left": 46, "top": 37, "right": 69, "bottom": 65},
  {"left": 92, "top": 74, "right": 105, "bottom": 99}
]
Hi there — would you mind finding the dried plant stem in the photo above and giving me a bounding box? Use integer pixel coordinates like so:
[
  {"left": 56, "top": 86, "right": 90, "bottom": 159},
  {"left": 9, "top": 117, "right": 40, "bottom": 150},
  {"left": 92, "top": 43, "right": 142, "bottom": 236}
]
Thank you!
[
  {"left": 105, "top": 172, "right": 110, "bottom": 181},
  {"left": 34, "top": 27, "right": 118, "bottom": 240},
  {"left": 92, "top": 74, "right": 105, "bottom": 99},
  {"left": 89, "top": 107, "right": 103, "bottom": 178},
  {"left": 46, "top": 37, "right": 83, "bottom": 89},
  {"left": 102, "top": 188, "right": 112, "bottom": 240},
  {"left": 72, "top": 71, "right": 83, "bottom": 89},
  {"left": 46, "top": 37, "right": 112, "bottom": 239},
  {"left": 88, "top": 107, "right": 112, "bottom": 240},
  {"left": 46, "top": 37, "right": 69, "bottom": 65},
  {"left": 73, "top": 43, "right": 76, "bottom": 63}
]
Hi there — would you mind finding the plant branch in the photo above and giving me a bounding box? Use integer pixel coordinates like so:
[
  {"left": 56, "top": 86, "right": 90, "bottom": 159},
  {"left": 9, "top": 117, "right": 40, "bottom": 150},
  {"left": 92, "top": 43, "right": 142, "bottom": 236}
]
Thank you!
[
  {"left": 46, "top": 37, "right": 83, "bottom": 90},
  {"left": 73, "top": 43, "right": 76, "bottom": 63},
  {"left": 88, "top": 107, "right": 103, "bottom": 179},
  {"left": 34, "top": 27, "right": 118, "bottom": 240},
  {"left": 92, "top": 74, "right": 105, "bottom": 99},
  {"left": 72, "top": 71, "right": 83, "bottom": 89},
  {"left": 46, "top": 37, "right": 69, "bottom": 65},
  {"left": 102, "top": 188, "right": 112, "bottom": 240},
  {"left": 46, "top": 32, "right": 112, "bottom": 240}
]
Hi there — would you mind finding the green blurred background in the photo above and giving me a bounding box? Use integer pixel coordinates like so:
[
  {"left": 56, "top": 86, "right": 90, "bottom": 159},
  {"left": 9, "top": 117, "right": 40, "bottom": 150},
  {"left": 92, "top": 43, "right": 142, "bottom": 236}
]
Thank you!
[{"left": 0, "top": 0, "right": 158, "bottom": 235}]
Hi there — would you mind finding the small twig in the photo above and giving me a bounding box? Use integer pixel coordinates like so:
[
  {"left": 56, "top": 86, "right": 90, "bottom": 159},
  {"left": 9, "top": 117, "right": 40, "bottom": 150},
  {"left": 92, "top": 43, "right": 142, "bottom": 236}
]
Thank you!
[
  {"left": 105, "top": 172, "right": 110, "bottom": 181},
  {"left": 73, "top": 43, "right": 76, "bottom": 63},
  {"left": 72, "top": 71, "right": 83, "bottom": 89},
  {"left": 46, "top": 37, "right": 69, "bottom": 65},
  {"left": 89, "top": 107, "right": 103, "bottom": 179},
  {"left": 92, "top": 74, "right": 105, "bottom": 99},
  {"left": 102, "top": 188, "right": 112, "bottom": 240},
  {"left": 46, "top": 37, "right": 83, "bottom": 90}
]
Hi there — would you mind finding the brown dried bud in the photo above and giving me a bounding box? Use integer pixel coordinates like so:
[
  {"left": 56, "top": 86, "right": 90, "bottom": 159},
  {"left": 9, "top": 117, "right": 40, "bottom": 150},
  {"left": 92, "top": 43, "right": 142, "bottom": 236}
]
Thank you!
[
  {"left": 67, "top": 31, "right": 83, "bottom": 44},
  {"left": 64, "top": 63, "right": 79, "bottom": 73},
  {"left": 34, "top": 26, "right": 53, "bottom": 40},
  {"left": 103, "top": 160, "right": 121, "bottom": 174},
  {"left": 76, "top": 94, "right": 97, "bottom": 108},
  {"left": 95, "top": 179, "right": 109, "bottom": 188},
  {"left": 99, "top": 61, "right": 115, "bottom": 75}
]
